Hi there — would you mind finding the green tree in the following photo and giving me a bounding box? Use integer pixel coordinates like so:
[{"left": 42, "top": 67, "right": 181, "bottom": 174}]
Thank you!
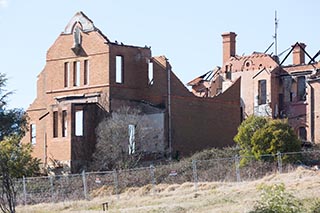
[
  {"left": 234, "top": 115, "right": 301, "bottom": 162},
  {"left": 251, "top": 119, "right": 301, "bottom": 160},
  {"left": 0, "top": 73, "right": 40, "bottom": 213},
  {"left": 233, "top": 115, "right": 268, "bottom": 158}
]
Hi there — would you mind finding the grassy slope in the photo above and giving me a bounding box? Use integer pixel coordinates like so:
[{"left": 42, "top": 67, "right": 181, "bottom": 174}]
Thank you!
[{"left": 17, "top": 166, "right": 320, "bottom": 213}]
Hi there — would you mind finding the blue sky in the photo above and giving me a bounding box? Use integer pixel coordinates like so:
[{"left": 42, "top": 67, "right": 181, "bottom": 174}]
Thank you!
[{"left": 1, "top": 0, "right": 320, "bottom": 109}]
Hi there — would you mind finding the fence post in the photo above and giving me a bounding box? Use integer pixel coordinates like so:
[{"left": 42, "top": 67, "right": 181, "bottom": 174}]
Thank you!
[
  {"left": 49, "top": 176, "right": 55, "bottom": 202},
  {"left": 22, "top": 176, "right": 27, "bottom": 205},
  {"left": 113, "top": 170, "right": 119, "bottom": 200},
  {"left": 150, "top": 164, "right": 156, "bottom": 195},
  {"left": 235, "top": 155, "right": 241, "bottom": 182},
  {"left": 82, "top": 170, "right": 88, "bottom": 200},
  {"left": 277, "top": 151, "right": 282, "bottom": 174},
  {"left": 192, "top": 160, "right": 198, "bottom": 191}
]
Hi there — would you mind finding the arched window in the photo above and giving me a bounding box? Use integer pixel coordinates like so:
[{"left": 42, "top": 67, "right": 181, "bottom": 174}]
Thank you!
[{"left": 73, "top": 26, "right": 82, "bottom": 47}]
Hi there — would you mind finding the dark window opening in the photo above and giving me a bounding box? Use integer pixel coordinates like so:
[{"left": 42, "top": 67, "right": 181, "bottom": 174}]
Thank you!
[
  {"left": 53, "top": 111, "right": 58, "bottom": 138},
  {"left": 62, "top": 110, "right": 67, "bottom": 137},
  {"left": 84, "top": 60, "right": 89, "bottom": 85},
  {"left": 64, "top": 62, "right": 69, "bottom": 88},
  {"left": 297, "top": 76, "right": 306, "bottom": 101},
  {"left": 258, "top": 79, "right": 267, "bottom": 105},
  {"left": 226, "top": 65, "right": 232, "bottom": 80},
  {"left": 298, "top": 127, "right": 307, "bottom": 141}
]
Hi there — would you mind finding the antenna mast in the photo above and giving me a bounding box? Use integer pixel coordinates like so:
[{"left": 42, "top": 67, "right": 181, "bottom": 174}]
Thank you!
[{"left": 274, "top": 11, "right": 279, "bottom": 56}]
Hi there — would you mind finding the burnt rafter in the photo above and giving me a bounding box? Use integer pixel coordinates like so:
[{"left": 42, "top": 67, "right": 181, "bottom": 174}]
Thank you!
[
  {"left": 280, "top": 42, "right": 315, "bottom": 66},
  {"left": 308, "top": 49, "right": 320, "bottom": 64}
]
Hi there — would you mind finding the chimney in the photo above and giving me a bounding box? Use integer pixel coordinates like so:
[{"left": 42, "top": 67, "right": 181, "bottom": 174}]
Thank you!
[
  {"left": 222, "top": 32, "right": 237, "bottom": 65},
  {"left": 292, "top": 42, "right": 306, "bottom": 65}
]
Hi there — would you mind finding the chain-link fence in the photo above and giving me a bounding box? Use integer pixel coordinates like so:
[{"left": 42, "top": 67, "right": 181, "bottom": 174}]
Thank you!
[{"left": 14, "top": 150, "right": 320, "bottom": 205}]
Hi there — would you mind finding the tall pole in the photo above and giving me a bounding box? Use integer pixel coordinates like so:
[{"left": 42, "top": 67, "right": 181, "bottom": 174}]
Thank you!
[
  {"left": 274, "top": 10, "right": 279, "bottom": 56},
  {"left": 167, "top": 59, "right": 172, "bottom": 160}
]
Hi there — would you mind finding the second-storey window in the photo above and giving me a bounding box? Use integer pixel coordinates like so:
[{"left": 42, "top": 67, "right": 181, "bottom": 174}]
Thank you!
[
  {"left": 297, "top": 76, "right": 306, "bottom": 101},
  {"left": 84, "top": 60, "right": 89, "bottom": 85},
  {"left": 64, "top": 62, "right": 70, "bottom": 88},
  {"left": 73, "top": 61, "right": 80, "bottom": 86},
  {"left": 116, "top": 56, "right": 123, "bottom": 83},
  {"left": 258, "top": 79, "right": 267, "bottom": 105},
  {"left": 148, "top": 59, "right": 154, "bottom": 85}
]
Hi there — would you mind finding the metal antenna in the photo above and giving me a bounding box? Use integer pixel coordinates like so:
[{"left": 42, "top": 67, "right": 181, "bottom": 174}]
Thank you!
[{"left": 273, "top": 11, "right": 279, "bottom": 56}]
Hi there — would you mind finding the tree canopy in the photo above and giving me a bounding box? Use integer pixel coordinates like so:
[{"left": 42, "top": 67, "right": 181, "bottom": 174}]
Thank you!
[
  {"left": 0, "top": 73, "right": 40, "bottom": 213},
  {"left": 234, "top": 115, "right": 301, "bottom": 162}
]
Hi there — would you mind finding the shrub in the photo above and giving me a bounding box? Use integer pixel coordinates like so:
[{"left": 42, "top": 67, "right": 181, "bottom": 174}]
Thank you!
[
  {"left": 250, "top": 183, "right": 304, "bottom": 213},
  {"left": 309, "top": 199, "right": 320, "bottom": 213}
]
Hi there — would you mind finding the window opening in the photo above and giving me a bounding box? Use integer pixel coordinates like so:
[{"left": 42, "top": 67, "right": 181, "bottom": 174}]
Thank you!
[
  {"left": 84, "top": 60, "right": 89, "bottom": 85},
  {"left": 73, "top": 26, "right": 82, "bottom": 47},
  {"left": 62, "top": 110, "right": 67, "bottom": 137},
  {"left": 297, "top": 76, "right": 306, "bottom": 101},
  {"left": 116, "top": 56, "right": 123, "bottom": 83},
  {"left": 298, "top": 127, "right": 307, "bottom": 141},
  {"left": 30, "top": 124, "right": 36, "bottom": 145},
  {"left": 258, "top": 79, "right": 267, "bottom": 105},
  {"left": 64, "top": 62, "right": 70, "bottom": 88},
  {"left": 75, "top": 109, "right": 83, "bottom": 136},
  {"left": 74, "top": 61, "right": 80, "bottom": 86},
  {"left": 226, "top": 65, "right": 232, "bottom": 80},
  {"left": 148, "top": 60, "right": 154, "bottom": 85},
  {"left": 53, "top": 111, "right": 58, "bottom": 138}
]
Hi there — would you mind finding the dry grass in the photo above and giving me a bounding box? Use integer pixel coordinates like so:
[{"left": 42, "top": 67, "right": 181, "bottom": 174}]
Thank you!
[{"left": 17, "top": 166, "right": 320, "bottom": 213}]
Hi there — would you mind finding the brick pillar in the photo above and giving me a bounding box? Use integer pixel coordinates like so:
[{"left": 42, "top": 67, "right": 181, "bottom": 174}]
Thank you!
[
  {"left": 222, "top": 32, "right": 237, "bottom": 65},
  {"left": 293, "top": 43, "right": 306, "bottom": 65}
]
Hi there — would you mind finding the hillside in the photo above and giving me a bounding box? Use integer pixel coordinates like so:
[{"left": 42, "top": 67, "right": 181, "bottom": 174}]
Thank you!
[{"left": 17, "top": 166, "right": 320, "bottom": 213}]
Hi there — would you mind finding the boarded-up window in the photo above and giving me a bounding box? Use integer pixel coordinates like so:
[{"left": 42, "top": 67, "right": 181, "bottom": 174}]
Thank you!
[
  {"left": 297, "top": 76, "right": 306, "bottom": 101},
  {"left": 73, "top": 61, "right": 80, "bottom": 86},
  {"left": 64, "top": 62, "right": 69, "bottom": 88},
  {"left": 30, "top": 124, "right": 36, "bottom": 145},
  {"left": 62, "top": 110, "right": 67, "bottom": 137},
  {"left": 75, "top": 109, "right": 83, "bottom": 136},
  {"left": 53, "top": 111, "right": 58, "bottom": 138},
  {"left": 258, "top": 79, "right": 267, "bottom": 105},
  {"left": 84, "top": 60, "right": 89, "bottom": 85},
  {"left": 116, "top": 56, "right": 123, "bottom": 83}
]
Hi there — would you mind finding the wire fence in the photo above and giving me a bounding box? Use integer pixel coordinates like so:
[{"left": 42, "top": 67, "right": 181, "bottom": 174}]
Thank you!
[{"left": 14, "top": 150, "right": 320, "bottom": 205}]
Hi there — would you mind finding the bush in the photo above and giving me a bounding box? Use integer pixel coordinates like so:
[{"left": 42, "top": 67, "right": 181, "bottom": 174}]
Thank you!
[
  {"left": 250, "top": 183, "right": 304, "bottom": 213},
  {"left": 309, "top": 199, "right": 320, "bottom": 213},
  {"left": 234, "top": 115, "right": 301, "bottom": 164}
]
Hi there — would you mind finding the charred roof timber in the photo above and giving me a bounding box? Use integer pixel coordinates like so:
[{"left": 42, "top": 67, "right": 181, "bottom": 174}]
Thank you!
[{"left": 280, "top": 42, "right": 315, "bottom": 66}]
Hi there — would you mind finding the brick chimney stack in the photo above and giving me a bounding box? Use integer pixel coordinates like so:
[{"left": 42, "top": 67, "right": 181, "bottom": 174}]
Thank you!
[
  {"left": 222, "top": 32, "right": 237, "bottom": 65},
  {"left": 292, "top": 42, "right": 306, "bottom": 65}
]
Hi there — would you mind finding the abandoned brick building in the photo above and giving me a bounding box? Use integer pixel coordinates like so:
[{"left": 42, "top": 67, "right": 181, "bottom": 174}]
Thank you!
[
  {"left": 22, "top": 12, "right": 240, "bottom": 172},
  {"left": 188, "top": 32, "right": 320, "bottom": 144}
]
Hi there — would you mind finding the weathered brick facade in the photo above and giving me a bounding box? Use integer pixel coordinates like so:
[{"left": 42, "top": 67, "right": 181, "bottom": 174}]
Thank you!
[
  {"left": 189, "top": 32, "right": 320, "bottom": 144},
  {"left": 22, "top": 12, "right": 241, "bottom": 172}
]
